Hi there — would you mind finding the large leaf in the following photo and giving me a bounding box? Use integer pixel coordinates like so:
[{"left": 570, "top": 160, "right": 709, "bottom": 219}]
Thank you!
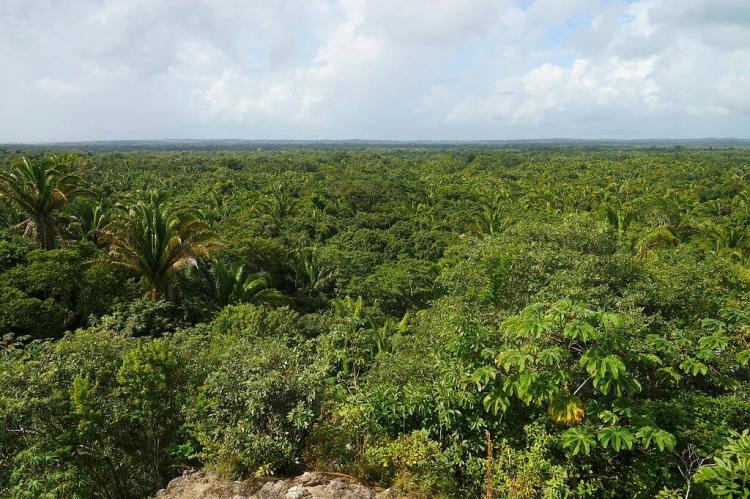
[
  {"left": 538, "top": 346, "right": 566, "bottom": 366},
  {"left": 679, "top": 357, "right": 708, "bottom": 376},
  {"left": 636, "top": 426, "right": 676, "bottom": 452},
  {"left": 482, "top": 393, "right": 510, "bottom": 415},
  {"left": 598, "top": 427, "right": 635, "bottom": 452},
  {"left": 548, "top": 395, "right": 585, "bottom": 425},
  {"left": 562, "top": 427, "right": 597, "bottom": 456},
  {"left": 496, "top": 348, "right": 534, "bottom": 372},
  {"left": 564, "top": 320, "right": 601, "bottom": 342}
]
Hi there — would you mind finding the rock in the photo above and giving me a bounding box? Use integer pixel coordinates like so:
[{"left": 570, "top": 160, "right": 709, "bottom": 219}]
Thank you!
[
  {"left": 285, "top": 485, "right": 312, "bottom": 498},
  {"left": 258, "top": 472, "right": 375, "bottom": 499},
  {"left": 258, "top": 480, "right": 290, "bottom": 499},
  {"left": 327, "top": 478, "right": 375, "bottom": 499},
  {"left": 154, "top": 470, "right": 380, "bottom": 499},
  {"left": 153, "top": 470, "right": 258, "bottom": 499}
]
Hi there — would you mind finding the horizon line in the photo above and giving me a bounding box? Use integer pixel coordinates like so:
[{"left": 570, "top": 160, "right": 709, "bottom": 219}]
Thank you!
[{"left": 3, "top": 137, "right": 750, "bottom": 146}]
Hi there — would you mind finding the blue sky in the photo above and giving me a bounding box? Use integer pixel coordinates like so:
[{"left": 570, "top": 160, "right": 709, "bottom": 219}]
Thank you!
[{"left": 0, "top": 0, "right": 748, "bottom": 142}]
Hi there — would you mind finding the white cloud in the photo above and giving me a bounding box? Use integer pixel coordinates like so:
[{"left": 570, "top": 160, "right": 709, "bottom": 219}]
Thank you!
[
  {"left": 447, "top": 56, "right": 660, "bottom": 127},
  {"left": 0, "top": 0, "right": 748, "bottom": 141},
  {"left": 341, "top": 0, "right": 518, "bottom": 45},
  {"left": 187, "top": 16, "right": 386, "bottom": 127},
  {"left": 445, "top": 0, "right": 750, "bottom": 137}
]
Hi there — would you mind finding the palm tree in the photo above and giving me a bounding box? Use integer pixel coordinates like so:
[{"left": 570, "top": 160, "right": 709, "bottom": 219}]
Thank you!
[
  {"left": 204, "top": 260, "right": 283, "bottom": 309},
  {"left": 103, "top": 191, "right": 220, "bottom": 299},
  {"left": 330, "top": 296, "right": 367, "bottom": 377},
  {"left": 367, "top": 312, "right": 409, "bottom": 355},
  {"left": 474, "top": 206, "right": 511, "bottom": 236},
  {"left": 260, "top": 186, "right": 297, "bottom": 231},
  {"left": 473, "top": 191, "right": 512, "bottom": 236},
  {"left": 604, "top": 203, "right": 635, "bottom": 240},
  {"left": 0, "top": 155, "right": 89, "bottom": 249},
  {"left": 64, "top": 200, "right": 110, "bottom": 244},
  {"left": 636, "top": 193, "right": 694, "bottom": 257},
  {"left": 698, "top": 221, "right": 749, "bottom": 261},
  {"left": 289, "top": 246, "right": 335, "bottom": 294},
  {"left": 635, "top": 228, "right": 681, "bottom": 258},
  {"left": 195, "top": 190, "right": 233, "bottom": 229}
]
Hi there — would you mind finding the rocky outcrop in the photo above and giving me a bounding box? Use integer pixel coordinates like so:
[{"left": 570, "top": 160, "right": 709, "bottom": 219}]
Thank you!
[
  {"left": 154, "top": 470, "right": 257, "bottom": 499},
  {"left": 258, "top": 472, "right": 385, "bottom": 499},
  {"left": 154, "top": 470, "right": 393, "bottom": 499}
]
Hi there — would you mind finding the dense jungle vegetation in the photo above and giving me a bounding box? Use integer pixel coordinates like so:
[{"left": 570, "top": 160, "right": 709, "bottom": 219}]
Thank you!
[{"left": 1, "top": 146, "right": 749, "bottom": 498}]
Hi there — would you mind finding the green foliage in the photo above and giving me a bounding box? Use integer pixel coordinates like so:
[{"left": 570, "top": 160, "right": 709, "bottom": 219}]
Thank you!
[
  {"left": 2, "top": 147, "right": 750, "bottom": 497},
  {"left": 64, "top": 200, "right": 110, "bottom": 244},
  {"left": 488, "top": 424, "right": 570, "bottom": 499},
  {"left": 0, "top": 244, "right": 126, "bottom": 337},
  {"left": 91, "top": 298, "right": 175, "bottom": 337},
  {"left": 604, "top": 202, "right": 635, "bottom": 240},
  {"left": 186, "top": 337, "right": 321, "bottom": 477},
  {"left": 260, "top": 185, "right": 298, "bottom": 232},
  {"left": 201, "top": 260, "right": 284, "bottom": 309},
  {"left": 695, "top": 429, "right": 750, "bottom": 497},
  {"left": 289, "top": 246, "right": 335, "bottom": 293},
  {"left": 598, "top": 427, "right": 635, "bottom": 451},
  {"left": 348, "top": 257, "right": 439, "bottom": 315},
  {"left": 478, "top": 300, "right": 641, "bottom": 416},
  {"left": 562, "top": 427, "right": 596, "bottom": 456},
  {"left": 103, "top": 190, "right": 220, "bottom": 299},
  {"left": 362, "top": 430, "right": 455, "bottom": 498},
  {"left": 0, "top": 329, "right": 200, "bottom": 498},
  {"left": 210, "top": 303, "right": 300, "bottom": 340},
  {"left": 0, "top": 235, "right": 31, "bottom": 272},
  {"left": 0, "top": 285, "right": 69, "bottom": 338},
  {"left": 635, "top": 426, "right": 676, "bottom": 452},
  {"left": 474, "top": 204, "right": 511, "bottom": 237},
  {"left": 0, "top": 155, "right": 90, "bottom": 249}
]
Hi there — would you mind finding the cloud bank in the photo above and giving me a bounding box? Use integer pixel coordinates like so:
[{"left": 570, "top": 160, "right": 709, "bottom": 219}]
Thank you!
[{"left": 1, "top": 0, "right": 749, "bottom": 141}]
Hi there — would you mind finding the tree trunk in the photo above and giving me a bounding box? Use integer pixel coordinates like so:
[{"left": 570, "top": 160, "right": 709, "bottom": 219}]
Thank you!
[{"left": 36, "top": 215, "right": 57, "bottom": 250}]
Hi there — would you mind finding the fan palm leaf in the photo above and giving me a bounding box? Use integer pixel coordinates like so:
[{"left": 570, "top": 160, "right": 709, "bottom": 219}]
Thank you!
[
  {"left": 103, "top": 191, "right": 220, "bottom": 299},
  {"left": 203, "top": 260, "right": 283, "bottom": 308},
  {"left": 64, "top": 201, "right": 110, "bottom": 243},
  {"left": 0, "top": 155, "right": 89, "bottom": 249}
]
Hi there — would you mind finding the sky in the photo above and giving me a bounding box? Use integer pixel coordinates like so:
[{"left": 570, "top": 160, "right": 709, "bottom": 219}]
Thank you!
[{"left": 0, "top": 0, "right": 749, "bottom": 142}]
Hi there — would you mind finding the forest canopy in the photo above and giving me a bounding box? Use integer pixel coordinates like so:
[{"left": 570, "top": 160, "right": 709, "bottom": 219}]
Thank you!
[{"left": 0, "top": 146, "right": 749, "bottom": 498}]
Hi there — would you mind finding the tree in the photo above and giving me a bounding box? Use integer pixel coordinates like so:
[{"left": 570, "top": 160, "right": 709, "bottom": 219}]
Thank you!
[
  {"left": 186, "top": 336, "right": 321, "bottom": 477},
  {"left": 260, "top": 186, "right": 297, "bottom": 232},
  {"left": 64, "top": 201, "right": 110, "bottom": 244},
  {"left": 289, "top": 246, "right": 335, "bottom": 295},
  {"left": 604, "top": 203, "right": 634, "bottom": 240},
  {"left": 472, "top": 300, "right": 681, "bottom": 459},
  {"left": 698, "top": 221, "right": 749, "bottom": 261},
  {"left": 473, "top": 206, "right": 511, "bottom": 237},
  {"left": 473, "top": 191, "right": 512, "bottom": 236},
  {"left": 202, "top": 260, "right": 283, "bottom": 309},
  {"left": 0, "top": 155, "right": 89, "bottom": 249},
  {"left": 103, "top": 191, "right": 219, "bottom": 299}
]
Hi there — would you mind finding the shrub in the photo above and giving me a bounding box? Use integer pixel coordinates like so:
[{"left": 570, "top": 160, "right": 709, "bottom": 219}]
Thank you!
[
  {"left": 210, "top": 303, "right": 300, "bottom": 340},
  {"left": 695, "top": 429, "right": 750, "bottom": 497},
  {"left": 186, "top": 337, "right": 321, "bottom": 477},
  {"left": 0, "top": 329, "right": 201, "bottom": 498},
  {"left": 91, "top": 298, "right": 176, "bottom": 337},
  {"left": 362, "top": 430, "right": 455, "bottom": 498}
]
